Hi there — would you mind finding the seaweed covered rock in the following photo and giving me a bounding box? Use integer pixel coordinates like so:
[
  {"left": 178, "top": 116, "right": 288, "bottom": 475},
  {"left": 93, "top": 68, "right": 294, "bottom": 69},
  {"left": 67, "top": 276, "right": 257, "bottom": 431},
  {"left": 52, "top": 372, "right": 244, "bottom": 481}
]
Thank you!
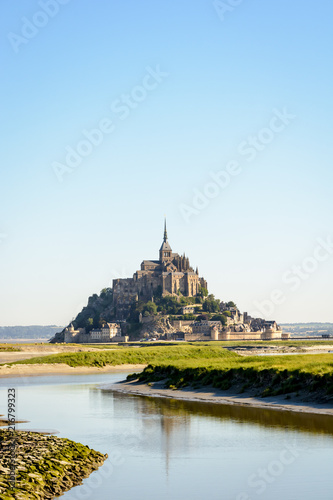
[{"left": 0, "top": 429, "right": 107, "bottom": 499}]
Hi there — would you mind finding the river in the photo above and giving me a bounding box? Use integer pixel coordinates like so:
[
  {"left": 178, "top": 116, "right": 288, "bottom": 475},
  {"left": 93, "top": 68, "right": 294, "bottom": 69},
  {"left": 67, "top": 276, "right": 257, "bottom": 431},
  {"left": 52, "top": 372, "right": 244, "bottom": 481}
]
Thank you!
[{"left": 1, "top": 372, "right": 333, "bottom": 500}]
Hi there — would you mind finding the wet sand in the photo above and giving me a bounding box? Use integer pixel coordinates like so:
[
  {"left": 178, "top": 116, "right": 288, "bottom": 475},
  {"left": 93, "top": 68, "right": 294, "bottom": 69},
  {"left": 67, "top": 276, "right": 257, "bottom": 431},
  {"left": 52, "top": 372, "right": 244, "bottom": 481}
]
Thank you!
[
  {"left": 107, "top": 379, "right": 333, "bottom": 416},
  {"left": 0, "top": 363, "right": 146, "bottom": 378}
]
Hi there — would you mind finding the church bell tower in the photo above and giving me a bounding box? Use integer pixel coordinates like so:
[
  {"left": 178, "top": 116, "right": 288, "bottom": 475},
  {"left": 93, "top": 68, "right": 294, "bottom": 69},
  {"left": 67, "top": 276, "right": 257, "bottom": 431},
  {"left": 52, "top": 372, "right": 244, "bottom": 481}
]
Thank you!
[{"left": 159, "top": 219, "right": 172, "bottom": 263}]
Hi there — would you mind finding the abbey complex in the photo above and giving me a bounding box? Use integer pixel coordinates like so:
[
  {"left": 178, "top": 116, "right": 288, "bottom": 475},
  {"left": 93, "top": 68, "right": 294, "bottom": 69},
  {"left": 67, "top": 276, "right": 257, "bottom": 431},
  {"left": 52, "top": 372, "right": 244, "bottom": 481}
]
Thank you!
[
  {"left": 55, "top": 222, "right": 288, "bottom": 344},
  {"left": 113, "top": 221, "right": 207, "bottom": 318}
]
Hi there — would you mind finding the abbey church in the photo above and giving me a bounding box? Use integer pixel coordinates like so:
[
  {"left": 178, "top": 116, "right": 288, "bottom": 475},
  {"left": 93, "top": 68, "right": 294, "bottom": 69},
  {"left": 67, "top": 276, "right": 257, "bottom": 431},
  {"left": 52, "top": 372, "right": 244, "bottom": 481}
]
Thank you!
[{"left": 113, "top": 222, "right": 207, "bottom": 318}]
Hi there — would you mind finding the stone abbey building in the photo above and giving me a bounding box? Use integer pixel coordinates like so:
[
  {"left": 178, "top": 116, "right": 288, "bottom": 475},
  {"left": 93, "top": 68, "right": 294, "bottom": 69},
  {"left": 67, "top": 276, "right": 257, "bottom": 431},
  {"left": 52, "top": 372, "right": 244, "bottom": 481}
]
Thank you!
[{"left": 113, "top": 222, "right": 207, "bottom": 318}]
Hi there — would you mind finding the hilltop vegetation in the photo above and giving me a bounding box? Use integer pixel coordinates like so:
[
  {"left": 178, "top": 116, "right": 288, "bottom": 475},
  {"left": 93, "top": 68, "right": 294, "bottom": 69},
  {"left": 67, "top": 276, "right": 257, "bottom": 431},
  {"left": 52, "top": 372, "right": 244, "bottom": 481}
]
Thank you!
[
  {"left": 59, "top": 286, "right": 235, "bottom": 339},
  {"left": 72, "top": 288, "right": 114, "bottom": 332}
]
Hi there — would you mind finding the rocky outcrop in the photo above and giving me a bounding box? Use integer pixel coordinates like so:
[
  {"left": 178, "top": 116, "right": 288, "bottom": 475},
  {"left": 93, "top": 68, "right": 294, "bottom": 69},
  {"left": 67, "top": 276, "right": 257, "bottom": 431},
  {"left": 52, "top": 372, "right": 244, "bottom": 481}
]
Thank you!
[
  {"left": 0, "top": 429, "right": 107, "bottom": 499},
  {"left": 48, "top": 330, "right": 65, "bottom": 343},
  {"left": 140, "top": 316, "right": 177, "bottom": 338}
]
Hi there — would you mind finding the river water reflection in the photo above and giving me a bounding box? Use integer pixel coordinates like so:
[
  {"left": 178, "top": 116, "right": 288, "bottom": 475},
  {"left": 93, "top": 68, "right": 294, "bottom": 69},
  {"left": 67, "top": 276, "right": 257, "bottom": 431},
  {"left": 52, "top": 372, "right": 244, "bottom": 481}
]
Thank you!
[{"left": 0, "top": 373, "right": 332, "bottom": 500}]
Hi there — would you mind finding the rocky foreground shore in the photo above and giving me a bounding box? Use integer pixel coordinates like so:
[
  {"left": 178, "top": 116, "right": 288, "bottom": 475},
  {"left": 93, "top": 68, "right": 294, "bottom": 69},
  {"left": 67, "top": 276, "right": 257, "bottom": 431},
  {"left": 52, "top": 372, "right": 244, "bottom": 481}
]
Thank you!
[{"left": 0, "top": 429, "right": 107, "bottom": 499}]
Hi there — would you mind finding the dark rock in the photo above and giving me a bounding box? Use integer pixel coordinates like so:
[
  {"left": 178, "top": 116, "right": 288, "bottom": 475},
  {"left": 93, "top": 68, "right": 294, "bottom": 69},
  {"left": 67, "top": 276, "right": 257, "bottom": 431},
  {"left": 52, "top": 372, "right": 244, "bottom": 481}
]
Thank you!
[{"left": 0, "top": 429, "right": 106, "bottom": 499}]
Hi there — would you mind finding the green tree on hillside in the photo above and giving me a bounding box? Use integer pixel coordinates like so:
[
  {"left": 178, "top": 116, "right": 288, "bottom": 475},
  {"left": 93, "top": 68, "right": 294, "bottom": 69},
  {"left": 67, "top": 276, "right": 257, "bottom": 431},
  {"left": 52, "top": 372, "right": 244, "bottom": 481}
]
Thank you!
[
  {"left": 202, "top": 296, "right": 220, "bottom": 313},
  {"left": 156, "top": 296, "right": 179, "bottom": 315},
  {"left": 196, "top": 314, "right": 208, "bottom": 321},
  {"left": 211, "top": 314, "right": 227, "bottom": 326},
  {"left": 198, "top": 286, "right": 208, "bottom": 297},
  {"left": 143, "top": 301, "right": 158, "bottom": 316},
  {"left": 85, "top": 318, "right": 94, "bottom": 332}
]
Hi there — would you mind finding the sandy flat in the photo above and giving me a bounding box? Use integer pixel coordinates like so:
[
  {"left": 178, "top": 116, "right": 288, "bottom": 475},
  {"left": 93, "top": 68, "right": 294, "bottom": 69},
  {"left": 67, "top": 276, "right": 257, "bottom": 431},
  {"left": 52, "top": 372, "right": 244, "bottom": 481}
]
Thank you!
[
  {"left": 0, "top": 363, "right": 146, "bottom": 378},
  {"left": 0, "top": 352, "right": 70, "bottom": 364},
  {"left": 0, "top": 343, "right": 112, "bottom": 364},
  {"left": 106, "top": 379, "right": 333, "bottom": 416}
]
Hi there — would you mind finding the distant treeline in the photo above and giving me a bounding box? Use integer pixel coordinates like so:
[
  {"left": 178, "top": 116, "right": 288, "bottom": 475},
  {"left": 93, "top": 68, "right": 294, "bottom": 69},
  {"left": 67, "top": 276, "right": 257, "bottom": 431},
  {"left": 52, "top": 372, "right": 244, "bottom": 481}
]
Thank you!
[
  {"left": 0, "top": 325, "right": 63, "bottom": 339},
  {"left": 281, "top": 323, "right": 333, "bottom": 327},
  {"left": 281, "top": 323, "right": 333, "bottom": 336}
]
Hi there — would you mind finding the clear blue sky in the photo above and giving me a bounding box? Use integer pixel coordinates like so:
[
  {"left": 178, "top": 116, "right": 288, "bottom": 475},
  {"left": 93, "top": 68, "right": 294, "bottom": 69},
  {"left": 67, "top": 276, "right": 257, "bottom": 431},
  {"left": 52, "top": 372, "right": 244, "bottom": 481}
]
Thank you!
[{"left": 1, "top": 1, "right": 332, "bottom": 326}]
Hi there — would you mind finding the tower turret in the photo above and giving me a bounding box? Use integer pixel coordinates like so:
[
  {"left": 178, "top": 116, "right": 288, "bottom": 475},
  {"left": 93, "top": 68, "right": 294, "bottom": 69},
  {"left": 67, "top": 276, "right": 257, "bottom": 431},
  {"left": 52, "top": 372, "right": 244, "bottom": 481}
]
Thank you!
[{"left": 163, "top": 218, "right": 168, "bottom": 241}]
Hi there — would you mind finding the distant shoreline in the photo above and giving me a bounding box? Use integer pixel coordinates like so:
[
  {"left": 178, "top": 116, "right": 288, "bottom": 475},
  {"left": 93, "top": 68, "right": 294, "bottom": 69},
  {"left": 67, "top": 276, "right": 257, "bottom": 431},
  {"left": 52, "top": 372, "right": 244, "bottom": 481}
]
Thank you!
[
  {"left": 107, "top": 379, "right": 333, "bottom": 417},
  {"left": 0, "top": 363, "right": 146, "bottom": 378},
  {"left": 0, "top": 338, "right": 50, "bottom": 343}
]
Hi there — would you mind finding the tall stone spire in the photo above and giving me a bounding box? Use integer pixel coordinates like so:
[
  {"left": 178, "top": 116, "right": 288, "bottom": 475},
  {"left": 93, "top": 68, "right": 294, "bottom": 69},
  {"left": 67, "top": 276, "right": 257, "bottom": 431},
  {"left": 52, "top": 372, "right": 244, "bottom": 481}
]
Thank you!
[
  {"left": 164, "top": 218, "right": 168, "bottom": 242},
  {"left": 160, "top": 218, "right": 172, "bottom": 263}
]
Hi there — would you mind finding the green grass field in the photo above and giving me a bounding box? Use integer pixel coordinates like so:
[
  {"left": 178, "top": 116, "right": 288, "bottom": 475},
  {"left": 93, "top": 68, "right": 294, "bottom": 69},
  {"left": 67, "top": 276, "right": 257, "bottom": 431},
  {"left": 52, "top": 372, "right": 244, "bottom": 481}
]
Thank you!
[
  {"left": 0, "top": 345, "right": 21, "bottom": 352},
  {"left": 6, "top": 345, "right": 236, "bottom": 367},
  {"left": 131, "top": 349, "right": 333, "bottom": 399},
  {"left": 141, "top": 353, "right": 333, "bottom": 376},
  {"left": 3, "top": 342, "right": 333, "bottom": 399},
  {"left": 3, "top": 341, "right": 333, "bottom": 369}
]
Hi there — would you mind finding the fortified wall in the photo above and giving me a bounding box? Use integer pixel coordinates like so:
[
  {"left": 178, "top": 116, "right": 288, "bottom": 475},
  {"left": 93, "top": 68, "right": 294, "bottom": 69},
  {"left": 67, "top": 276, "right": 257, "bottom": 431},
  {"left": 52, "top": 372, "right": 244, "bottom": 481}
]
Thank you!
[{"left": 63, "top": 323, "right": 128, "bottom": 344}]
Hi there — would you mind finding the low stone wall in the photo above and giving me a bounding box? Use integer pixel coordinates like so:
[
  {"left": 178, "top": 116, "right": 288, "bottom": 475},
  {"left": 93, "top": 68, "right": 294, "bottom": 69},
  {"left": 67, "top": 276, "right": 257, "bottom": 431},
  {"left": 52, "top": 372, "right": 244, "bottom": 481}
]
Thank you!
[
  {"left": 261, "top": 331, "right": 284, "bottom": 340},
  {"left": 63, "top": 333, "right": 128, "bottom": 344},
  {"left": 184, "top": 333, "right": 210, "bottom": 341},
  {"left": 111, "top": 336, "right": 129, "bottom": 342},
  {"left": 0, "top": 429, "right": 107, "bottom": 499},
  {"left": 174, "top": 331, "right": 287, "bottom": 342},
  {"left": 219, "top": 332, "right": 262, "bottom": 341},
  {"left": 218, "top": 331, "right": 287, "bottom": 341}
]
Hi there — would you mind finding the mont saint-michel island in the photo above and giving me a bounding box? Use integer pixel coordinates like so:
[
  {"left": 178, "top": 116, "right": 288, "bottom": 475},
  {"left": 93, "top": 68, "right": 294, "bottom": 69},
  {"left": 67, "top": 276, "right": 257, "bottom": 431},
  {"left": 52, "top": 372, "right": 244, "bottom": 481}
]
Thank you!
[
  {"left": 52, "top": 221, "right": 289, "bottom": 344},
  {"left": 2, "top": 2, "right": 332, "bottom": 499},
  {"left": 2, "top": 227, "right": 333, "bottom": 500}
]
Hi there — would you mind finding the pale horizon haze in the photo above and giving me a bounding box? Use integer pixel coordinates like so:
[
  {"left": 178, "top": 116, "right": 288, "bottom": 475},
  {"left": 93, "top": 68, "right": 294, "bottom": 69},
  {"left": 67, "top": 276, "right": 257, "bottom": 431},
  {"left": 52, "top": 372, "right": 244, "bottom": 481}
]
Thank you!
[{"left": 1, "top": 1, "right": 332, "bottom": 326}]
